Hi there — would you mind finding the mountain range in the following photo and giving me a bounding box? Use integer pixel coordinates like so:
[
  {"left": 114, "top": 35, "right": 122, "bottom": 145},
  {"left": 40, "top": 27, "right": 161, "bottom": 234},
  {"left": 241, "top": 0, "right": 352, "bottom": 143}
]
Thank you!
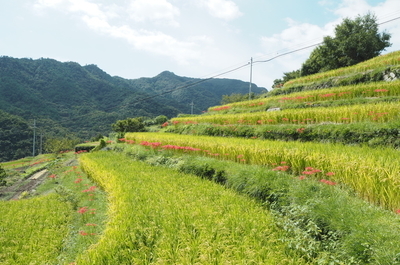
[{"left": 0, "top": 56, "right": 265, "bottom": 161}]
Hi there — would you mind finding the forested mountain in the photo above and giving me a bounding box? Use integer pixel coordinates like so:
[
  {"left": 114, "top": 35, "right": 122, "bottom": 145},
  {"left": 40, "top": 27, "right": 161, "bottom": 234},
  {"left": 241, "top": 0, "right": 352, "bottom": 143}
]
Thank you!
[
  {"left": 0, "top": 110, "right": 32, "bottom": 161},
  {"left": 0, "top": 56, "right": 265, "bottom": 143}
]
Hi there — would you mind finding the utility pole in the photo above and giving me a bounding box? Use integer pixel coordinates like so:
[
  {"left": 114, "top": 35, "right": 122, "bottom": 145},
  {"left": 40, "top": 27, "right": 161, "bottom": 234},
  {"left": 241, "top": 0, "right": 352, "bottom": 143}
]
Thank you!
[
  {"left": 190, "top": 101, "right": 194, "bottom": 115},
  {"left": 40, "top": 132, "right": 43, "bottom": 155},
  {"left": 32, "top": 119, "right": 36, "bottom": 156},
  {"left": 249, "top": 57, "right": 253, "bottom": 100}
]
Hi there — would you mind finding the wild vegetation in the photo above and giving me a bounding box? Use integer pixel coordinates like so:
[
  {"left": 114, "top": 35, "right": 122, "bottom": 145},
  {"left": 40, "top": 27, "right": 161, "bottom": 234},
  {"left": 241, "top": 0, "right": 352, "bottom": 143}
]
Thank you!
[
  {"left": 0, "top": 57, "right": 264, "bottom": 143},
  {"left": 1, "top": 24, "right": 399, "bottom": 264},
  {"left": 273, "top": 13, "right": 392, "bottom": 88}
]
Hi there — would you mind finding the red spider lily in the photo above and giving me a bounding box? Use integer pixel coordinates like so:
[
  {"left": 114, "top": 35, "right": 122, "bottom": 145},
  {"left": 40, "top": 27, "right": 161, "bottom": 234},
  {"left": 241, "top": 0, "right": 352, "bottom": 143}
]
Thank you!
[
  {"left": 320, "top": 179, "right": 337, "bottom": 186},
  {"left": 297, "top": 128, "right": 305, "bottom": 133},
  {"left": 237, "top": 154, "right": 244, "bottom": 159},
  {"left": 272, "top": 165, "right": 290, "bottom": 171},
  {"left": 395, "top": 209, "right": 400, "bottom": 215},
  {"left": 79, "top": 231, "right": 88, "bottom": 236},
  {"left": 85, "top": 223, "right": 97, "bottom": 226},
  {"left": 161, "top": 122, "right": 169, "bottom": 127},
  {"left": 319, "top": 93, "right": 336, "bottom": 98},
  {"left": 211, "top": 106, "right": 231, "bottom": 111},
  {"left": 374, "top": 89, "right": 389, "bottom": 92},
  {"left": 326, "top": 172, "right": 335, "bottom": 176},
  {"left": 77, "top": 207, "right": 88, "bottom": 214},
  {"left": 298, "top": 175, "right": 306, "bottom": 180},
  {"left": 48, "top": 174, "right": 56, "bottom": 179},
  {"left": 74, "top": 178, "right": 83, "bottom": 184},
  {"left": 82, "top": 186, "right": 97, "bottom": 193}
]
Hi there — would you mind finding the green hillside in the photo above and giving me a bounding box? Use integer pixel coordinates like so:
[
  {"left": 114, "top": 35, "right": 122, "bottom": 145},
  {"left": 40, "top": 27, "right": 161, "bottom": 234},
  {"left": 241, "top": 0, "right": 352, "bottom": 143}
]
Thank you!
[
  {"left": 0, "top": 57, "right": 264, "bottom": 136},
  {"left": 0, "top": 56, "right": 265, "bottom": 161},
  {"left": 1, "top": 51, "right": 400, "bottom": 264}
]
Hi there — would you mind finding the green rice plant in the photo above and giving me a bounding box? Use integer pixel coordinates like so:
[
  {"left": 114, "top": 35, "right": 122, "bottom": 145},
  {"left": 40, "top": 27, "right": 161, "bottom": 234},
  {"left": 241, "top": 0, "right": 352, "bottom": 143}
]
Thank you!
[
  {"left": 283, "top": 50, "right": 400, "bottom": 88},
  {"left": 174, "top": 101, "right": 400, "bottom": 126},
  {"left": 207, "top": 80, "right": 400, "bottom": 114},
  {"left": 118, "top": 148, "right": 400, "bottom": 264},
  {"left": 126, "top": 133, "right": 400, "bottom": 211},
  {"left": 0, "top": 194, "right": 72, "bottom": 265},
  {"left": 75, "top": 152, "right": 305, "bottom": 264},
  {"left": 164, "top": 120, "right": 400, "bottom": 148}
]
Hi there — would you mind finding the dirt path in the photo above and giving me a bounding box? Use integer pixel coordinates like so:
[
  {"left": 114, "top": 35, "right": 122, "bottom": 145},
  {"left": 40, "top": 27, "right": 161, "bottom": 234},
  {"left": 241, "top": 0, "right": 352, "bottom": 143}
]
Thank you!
[{"left": 3, "top": 169, "right": 50, "bottom": 200}]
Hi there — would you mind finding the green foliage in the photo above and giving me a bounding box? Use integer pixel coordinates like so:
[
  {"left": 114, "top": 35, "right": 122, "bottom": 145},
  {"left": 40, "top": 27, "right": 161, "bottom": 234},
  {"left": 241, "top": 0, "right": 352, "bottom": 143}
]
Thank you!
[
  {"left": 0, "top": 165, "right": 6, "bottom": 186},
  {"left": 45, "top": 137, "right": 80, "bottom": 155},
  {"left": 220, "top": 92, "right": 257, "bottom": 104},
  {"left": 91, "top": 139, "right": 106, "bottom": 152},
  {"left": 0, "top": 57, "right": 264, "bottom": 144},
  {"left": 0, "top": 110, "right": 32, "bottom": 162},
  {"left": 111, "top": 117, "right": 145, "bottom": 133},
  {"left": 272, "top": 70, "right": 301, "bottom": 89},
  {"left": 115, "top": 143, "right": 400, "bottom": 264},
  {"left": 301, "top": 13, "right": 391, "bottom": 76},
  {"left": 165, "top": 121, "right": 400, "bottom": 148}
]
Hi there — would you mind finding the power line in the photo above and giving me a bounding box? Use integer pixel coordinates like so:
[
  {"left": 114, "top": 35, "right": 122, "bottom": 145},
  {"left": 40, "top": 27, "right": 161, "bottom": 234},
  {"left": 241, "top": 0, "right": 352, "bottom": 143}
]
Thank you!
[
  {"left": 70, "top": 14, "right": 400, "bottom": 118},
  {"left": 122, "top": 63, "right": 250, "bottom": 104}
]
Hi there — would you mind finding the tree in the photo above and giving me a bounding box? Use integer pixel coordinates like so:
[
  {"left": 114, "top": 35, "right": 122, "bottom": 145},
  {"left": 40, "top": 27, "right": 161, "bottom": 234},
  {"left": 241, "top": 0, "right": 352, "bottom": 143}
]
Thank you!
[
  {"left": 272, "top": 70, "right": 301, "bottom": 89},
  {"left": 44, "top": 137, "right": 80, "bottom": 155},
  {"left": 301, "top": 12, "right": 391, "bottom": 76},
  {"left": 0, "top": 165, "right": 7, "bottom": 186},
  {"left": 111, "top": 118, "right": 145, "bottom": 133}
]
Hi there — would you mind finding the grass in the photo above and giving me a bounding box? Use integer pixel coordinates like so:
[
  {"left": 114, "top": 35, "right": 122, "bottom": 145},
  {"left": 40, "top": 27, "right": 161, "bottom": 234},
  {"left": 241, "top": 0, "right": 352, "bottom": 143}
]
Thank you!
[
  {"left": 126, "top": 132, "right": 400, "bottom": 211},
  {"left": 76, "top": 151, "right": 304, "bottom": 264},
  {"left": 0, "top": 194, "right": 72, "bottom": 265},
  {"left": 111, "top": 143, "right": 400, "bottom": 264}
]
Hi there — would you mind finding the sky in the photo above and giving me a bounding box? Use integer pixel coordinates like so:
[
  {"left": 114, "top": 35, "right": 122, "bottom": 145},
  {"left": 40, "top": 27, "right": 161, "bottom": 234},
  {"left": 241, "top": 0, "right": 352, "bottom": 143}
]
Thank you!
[{"left": 1, "top": 0, "right": 400, "bottom": 91}]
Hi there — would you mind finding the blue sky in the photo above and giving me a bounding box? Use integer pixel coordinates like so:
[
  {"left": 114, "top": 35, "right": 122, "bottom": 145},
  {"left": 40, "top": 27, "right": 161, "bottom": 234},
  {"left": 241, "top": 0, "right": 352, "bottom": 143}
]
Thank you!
[{"left": 1, "top": 0, "right": 399, "bottom": 90}]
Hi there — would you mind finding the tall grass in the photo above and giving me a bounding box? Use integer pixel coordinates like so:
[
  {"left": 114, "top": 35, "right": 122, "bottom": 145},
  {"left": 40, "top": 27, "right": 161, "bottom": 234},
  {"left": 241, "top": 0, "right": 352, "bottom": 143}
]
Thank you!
[
  {"left": 0, "top": 194, "right": 72, "bottom": 265},
  {"left": 283, "top": 50, "right": 400, "bottom": 88},
  {"left": 174, "top": 101, "right": 400, "bottom": 125},
  {"left": 126, "top": 133, "right": 400, "bottom": 211},
  {"left": 76, "top": 152, "right": 305, "bottom": 264},
  {"left": 207, "top": 80, "right": 400, "bottom": 114},
  {"left": 113, "top": 144, "right": 400, "bottom": 264}
]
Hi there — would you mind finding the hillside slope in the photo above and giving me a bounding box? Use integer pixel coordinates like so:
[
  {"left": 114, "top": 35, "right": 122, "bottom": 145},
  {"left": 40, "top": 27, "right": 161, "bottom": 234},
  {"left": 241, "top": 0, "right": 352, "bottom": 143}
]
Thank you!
[{"left": 0, "top": 56, "right": 265, "bottom": 140}]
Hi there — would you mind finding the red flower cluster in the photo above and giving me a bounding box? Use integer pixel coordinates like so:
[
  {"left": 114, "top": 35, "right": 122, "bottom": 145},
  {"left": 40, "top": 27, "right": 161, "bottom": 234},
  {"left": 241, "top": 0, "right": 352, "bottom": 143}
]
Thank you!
[
  {"left": 162, "top": 145, "right": 201, "bottom": 152},
  {"left": 211, "top": 106, "right": 231, "bottom": 111},
  {"left": 140, "top": 141, "right": 162, "bottom": 148},
  {"left": 74, "top": 178, "right": 83, "bottom": 184},
  {"left": 302, "top": 167, "right": 322, "bottom": 175},
  {"left": 48, "top": 174, "right": 56, "bottom": 179},
  {"left": 320, "top": 179, "right": 337, "bottom": 186},
  {"left": 82, "top": 186, "right": 97, "bottom": 193},
  {"left": 297, "top": 127, "right": 305, "bottom": 133},
  {"left": 374, "top": 89, "right": 389, "bottom": 92},
  {"left": 77, "top": 207, "right": 88, "bottom": 214},
  {"left": 273, "top": 165, "right": 290, "bottom": 171}
]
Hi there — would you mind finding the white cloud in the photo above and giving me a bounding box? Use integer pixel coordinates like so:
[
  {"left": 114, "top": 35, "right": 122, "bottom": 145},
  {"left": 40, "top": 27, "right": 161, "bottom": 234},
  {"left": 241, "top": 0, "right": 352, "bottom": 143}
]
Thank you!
[
  {"left": 334, "top": 0, "right": 372, "bottom": 18},
  {"left": 200, "top": 0, "right": 242, "bottom": 20},
  {"left": 32, "top": 0, "right": 203, "bottom": 64},
  {"left": 128, "top": 0, "right": 180, "bottom": 26}
]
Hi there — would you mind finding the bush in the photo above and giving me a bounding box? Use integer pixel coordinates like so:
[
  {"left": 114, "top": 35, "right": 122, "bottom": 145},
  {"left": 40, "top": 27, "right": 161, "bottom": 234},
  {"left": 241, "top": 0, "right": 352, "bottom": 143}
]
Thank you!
[{"left": 0, "top": 165, "right": 7, "bottom": 186}]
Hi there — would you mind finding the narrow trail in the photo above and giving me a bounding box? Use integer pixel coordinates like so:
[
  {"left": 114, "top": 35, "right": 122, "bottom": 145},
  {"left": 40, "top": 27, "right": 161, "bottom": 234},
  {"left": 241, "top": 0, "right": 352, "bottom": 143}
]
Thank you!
[{"left": 5, "top": 169, "right": 49, "bottom": 200}]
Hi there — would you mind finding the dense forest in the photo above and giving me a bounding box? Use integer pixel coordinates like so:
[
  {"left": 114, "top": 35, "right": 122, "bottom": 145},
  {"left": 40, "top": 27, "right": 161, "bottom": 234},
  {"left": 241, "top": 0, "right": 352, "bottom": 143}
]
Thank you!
[{"left": 0, "top": 56, "right": 265, "bottom": 161}]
